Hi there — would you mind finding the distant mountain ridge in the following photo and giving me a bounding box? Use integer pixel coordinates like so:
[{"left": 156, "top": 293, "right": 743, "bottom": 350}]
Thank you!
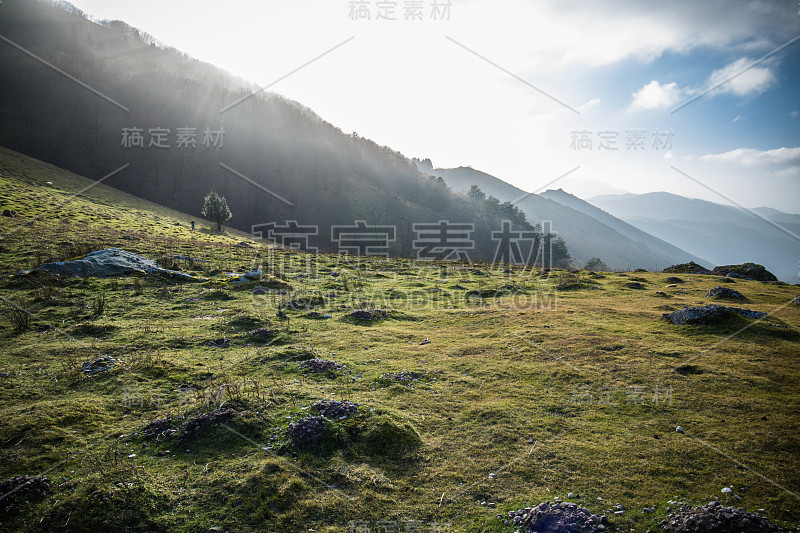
[
  {"left": 589, "top": 192, "right": 800, "bottom": 282},
  {"left": 539, "top": 188, "right": 712, "bottom": 268},
  {"left": 427, "top": 166, "right": 706, "bottom": 271}
]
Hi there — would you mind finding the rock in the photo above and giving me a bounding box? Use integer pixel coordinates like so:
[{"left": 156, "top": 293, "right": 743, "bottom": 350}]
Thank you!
[
  {"left": 721, "top": 487, "right": 732, "bottom": 493},
  {"left": 705, "top": 286, "right": 744, "bottom": 299},
  {"left": 30, "top": 248, "right": 205, "bottom": 281},
  {"left": 661, "top": 305, "right": 767, "bottom": 325},
  {"left": 624, "top": 281, "right": 646, "bottom": 289},
  {"left": 654, "top": 291, "right": 669, "bottom": 297},
  {"left": 82, "top": 356, "right": 120, "bottom": 375},
  {"left": 664, "top": 276, "right": 685, "bottom": 284},
  {"left": 792, "top": 295, "right": 800, "bottom": 305},
  {"left": 1, "top": 209, "right": 15, "bottom": 217},
  {"left": 711, "top": 263, "right": 777, "bottom": 282},
  {"left": 663, "top": 262, "right": 712, "bottom": 275},
  {"left": 226, "top": 269, "right": 263, "bottom": 283},
  {"left": 676, "top": 426, "right": 684, "bottom": 433}
]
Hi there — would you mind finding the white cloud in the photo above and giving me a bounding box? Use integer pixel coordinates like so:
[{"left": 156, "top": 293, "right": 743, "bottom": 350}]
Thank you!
[
  {"left": 790, "top": 111, "right": 799, "bottom": 119},
  {"left": 705, "top": 57, "right": 776, "bottom": 97},
  {"left": 699, "top": 146, "right": 800, "bottom": 166},
  {"left": 577, "top": 97, "right": 601, "bottom": 113},
  {"left": 731, "top": 115, "right": 741, "bottom": 123},
  {"left": 630, "top": 81, "right": 681, "bottom": 110}
]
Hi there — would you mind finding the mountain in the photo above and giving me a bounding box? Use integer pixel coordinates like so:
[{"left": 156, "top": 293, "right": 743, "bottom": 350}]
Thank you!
[
  {"left": 428, "top": 166, "right": 704, "bottom": 271},
  {"left": 589, "top": 192, "right": 800, "bottom": 282},
  {"left": 0, "top": 0, "right": 514, "bottom": 261},
  {"left": 539, "top": 188, "right": 711, "bottom": 268}
]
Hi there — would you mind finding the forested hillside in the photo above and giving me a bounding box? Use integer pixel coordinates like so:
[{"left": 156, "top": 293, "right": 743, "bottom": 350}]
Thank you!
[{"left": 0, "top": 0, "right": 545, "bottom": 261}]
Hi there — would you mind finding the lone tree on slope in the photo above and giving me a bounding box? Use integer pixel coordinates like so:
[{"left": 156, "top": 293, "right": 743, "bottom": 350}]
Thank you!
[
  {"left": 584, "top": 257, "right": 608, "bottom": 272},
  {"left": 201, "top": 188, "right": 232, "bottom": 231}
]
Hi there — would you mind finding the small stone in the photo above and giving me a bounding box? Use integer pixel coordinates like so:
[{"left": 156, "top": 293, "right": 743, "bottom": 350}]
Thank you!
[
  {"left": 567, "top": 492, "right": 575, "bottom": 498},
  {"left": 722, "top": 487, "right": 733, "bottom": 493},
  {"left": 676, "top": 425, "right": 684, "bottom": 433}
]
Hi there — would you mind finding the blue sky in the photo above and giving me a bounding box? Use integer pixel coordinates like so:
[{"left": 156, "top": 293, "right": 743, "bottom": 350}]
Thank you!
[{"left": 66, "top": 0, "right": 800, "bottom": 212}]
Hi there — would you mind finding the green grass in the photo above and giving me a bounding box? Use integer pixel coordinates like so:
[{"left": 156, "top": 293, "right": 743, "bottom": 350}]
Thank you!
[{"left": 0, "top": 147, "right": 799, "bottom": 532}]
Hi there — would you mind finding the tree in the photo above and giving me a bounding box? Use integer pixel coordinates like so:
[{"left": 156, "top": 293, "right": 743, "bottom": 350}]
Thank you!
[
  {"left": 467, "top": 185, "right": 486, "bottom": 202},
  {"left": 201, "top": 188, "right": 232, "bottom": 231},
  {"left": 584, "top": 257, "right": 608, "bottom": 271}
]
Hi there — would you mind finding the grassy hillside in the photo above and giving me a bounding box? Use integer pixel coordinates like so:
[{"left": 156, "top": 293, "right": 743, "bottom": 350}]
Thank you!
[{"left": 1, "top": 149, "right": 799, "bottom": 533}]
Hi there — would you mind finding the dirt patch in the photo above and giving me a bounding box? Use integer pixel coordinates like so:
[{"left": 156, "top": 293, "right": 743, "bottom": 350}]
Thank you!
[
  {"left": 248, "top": 328, "right": 277, "bottom": 341},
  {"left": 180, "top": 408, "right": 237, "bottom": 441},
  {"left": 312, "top": 400, "right": 359, "bottom": 419},
  {"left": 344, "top": 309, "right": 390, "bottom": 322},
  {"left": 138, "top": 417, "right": 180, "bottom": 440},
  {"left": 501, "top": 501, "right": 609, "bottom": 532},
  {"left": 202, "top": 337, "right": 231, "bottom": 348},
  {"left": 299, "top": 359, "right": 345, "bottom": 373},
  {"left": 380, "top": 371, "right": 421, "bottom": 384},
  {"left": 0, "top": 475, "right": 51, "bottom": 500},
  {"left": 674, "top": 364, "right": 703, "bottom": 375},
  {"left": 287, "top": 415, "right": 327, "bottom": 449},
  {"left": 624, "top": 281, "right": 646, "bottom": 289},
  {"left": 660, "top": 502, "right": 791, "bottom": 532}
]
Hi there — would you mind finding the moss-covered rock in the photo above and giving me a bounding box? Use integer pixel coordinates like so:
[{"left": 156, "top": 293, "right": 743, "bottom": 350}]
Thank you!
[{"left": 711, "top": 263, "right": 777, "bottom": 282}]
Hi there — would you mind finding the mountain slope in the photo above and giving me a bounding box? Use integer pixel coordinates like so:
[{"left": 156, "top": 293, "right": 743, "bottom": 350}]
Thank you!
[
  {"left": 0, "top": 0, "right": 500, "bottom": 259},
  {"left": 0, "top": 145, "right": 255, "bottom": 275},
  {"left": 589, "top": 192, "right": 800, "bottom": 282},
  {"left": 539, "top": 188, "right": 711, "bottom": 268},
  {"left": 430, "top": 166, "right": 703, "bottom": 270}
]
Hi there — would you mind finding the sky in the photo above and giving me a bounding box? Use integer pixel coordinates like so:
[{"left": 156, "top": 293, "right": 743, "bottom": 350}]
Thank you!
[{"left": 66, "top": 0, "right": 800, "bottom": 212}]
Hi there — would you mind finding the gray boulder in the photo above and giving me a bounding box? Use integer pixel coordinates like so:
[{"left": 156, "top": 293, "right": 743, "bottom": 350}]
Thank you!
[
  {"left": 705, "top": 286, "right": 744, "bottom": 299},
  {"left": 662, "top": 305, "right": 766, "bottom": 325}
]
